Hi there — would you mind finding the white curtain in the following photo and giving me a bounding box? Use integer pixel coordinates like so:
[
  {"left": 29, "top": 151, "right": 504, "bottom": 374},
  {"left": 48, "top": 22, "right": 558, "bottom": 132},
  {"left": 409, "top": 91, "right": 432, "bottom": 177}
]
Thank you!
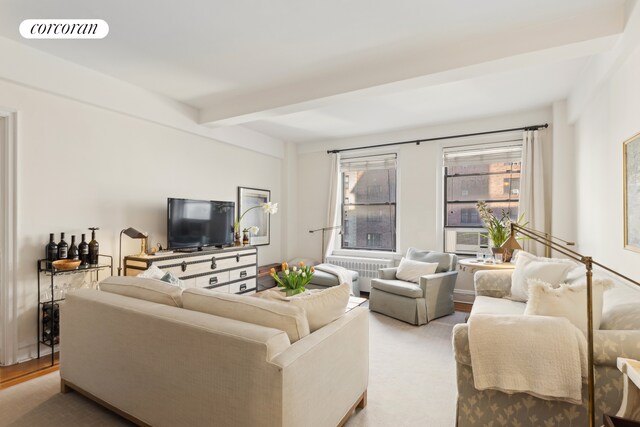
[
  {"left": 324, "top": 153, "right": 341, "bottom": 262},
  {"left": 519, "top": 130, "right": 546, "bottom": 255}
]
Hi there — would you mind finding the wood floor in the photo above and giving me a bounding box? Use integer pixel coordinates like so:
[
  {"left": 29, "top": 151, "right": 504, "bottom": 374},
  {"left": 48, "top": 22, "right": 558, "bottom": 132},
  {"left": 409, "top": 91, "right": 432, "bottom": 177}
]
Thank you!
[{"left": 0, "top": 353, "right": 59, "bottom": 390}]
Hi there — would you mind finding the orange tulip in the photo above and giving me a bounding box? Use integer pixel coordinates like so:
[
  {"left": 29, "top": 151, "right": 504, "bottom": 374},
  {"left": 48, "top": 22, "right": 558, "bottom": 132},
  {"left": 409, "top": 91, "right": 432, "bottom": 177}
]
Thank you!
[
  {"left": 299, "top": 261, "right": 305, "bottom": 267},
  {"left": 311, "top": 267, "right": 315, "bottom": 273},
  {"left": 282, "top": 262, "right": 288, "bottom": 271},
  {"left": 270, "top": 267, "right": 276, "bottom": 274}
]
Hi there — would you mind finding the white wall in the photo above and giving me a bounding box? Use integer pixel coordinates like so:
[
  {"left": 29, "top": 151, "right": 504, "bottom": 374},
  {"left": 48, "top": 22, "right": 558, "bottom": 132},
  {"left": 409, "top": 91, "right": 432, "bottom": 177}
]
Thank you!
[
  {"left": 572, "top": 42, "right": 640, "bottom": 279},
  {"left": 0, "top": 78, "right": 284, "bottom": 362},
  {"left": 294, "top": 108, "right": 555, "bottom": 299}
]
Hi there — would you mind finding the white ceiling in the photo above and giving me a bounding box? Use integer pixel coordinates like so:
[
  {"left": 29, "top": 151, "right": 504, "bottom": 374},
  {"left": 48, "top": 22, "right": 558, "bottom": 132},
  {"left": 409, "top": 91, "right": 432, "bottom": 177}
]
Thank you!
[{"left": 0, "top": 0, "right": 630, "bottom": 143}]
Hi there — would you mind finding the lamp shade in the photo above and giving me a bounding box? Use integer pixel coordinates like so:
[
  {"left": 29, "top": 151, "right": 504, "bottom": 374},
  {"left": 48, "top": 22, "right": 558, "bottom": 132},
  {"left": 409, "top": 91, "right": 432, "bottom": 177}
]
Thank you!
[
  {"left": 122, "top": 227, "right": 147, "bottom": 239},
  {"left": 501, "top": 234, "right": 522, "bottom": 251}
]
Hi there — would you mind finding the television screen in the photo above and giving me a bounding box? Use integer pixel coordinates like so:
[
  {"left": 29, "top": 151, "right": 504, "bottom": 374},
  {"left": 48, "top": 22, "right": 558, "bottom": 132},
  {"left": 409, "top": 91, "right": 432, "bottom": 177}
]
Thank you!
[{"left": 167, "top": 198, "right": 234, "bottom": 249}]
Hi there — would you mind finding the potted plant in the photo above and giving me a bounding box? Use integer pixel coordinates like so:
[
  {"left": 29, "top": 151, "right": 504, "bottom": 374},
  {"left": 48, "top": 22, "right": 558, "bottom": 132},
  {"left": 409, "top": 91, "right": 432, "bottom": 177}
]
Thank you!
[
  {"left": 476, "top": 201, "right": 525, "bottom": 262},
  {"left": 234, "top": 202, "right": 278, "bottom": 246},
  {"left": 270, "top": 261, "right": 314, "bottom": 296}
]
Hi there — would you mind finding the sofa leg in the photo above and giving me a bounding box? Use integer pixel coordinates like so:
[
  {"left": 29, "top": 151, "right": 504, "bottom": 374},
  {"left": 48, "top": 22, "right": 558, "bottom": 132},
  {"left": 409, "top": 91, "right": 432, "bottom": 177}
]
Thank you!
[
  {"left": 60, "top": 379, "right": 71, "bottom": 394},
  {"left": 338, "top": 390, "right": 368, "bottom": 426},
  {"left": 357, "top": 390, "right": 367, "bottom": 409}
]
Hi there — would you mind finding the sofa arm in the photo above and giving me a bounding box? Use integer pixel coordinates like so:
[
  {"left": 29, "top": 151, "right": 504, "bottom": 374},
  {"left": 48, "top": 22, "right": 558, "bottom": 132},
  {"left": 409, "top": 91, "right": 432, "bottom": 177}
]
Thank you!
[
  {"left": 594, "top": 329, "right": 640, "bottom": 367},
  {"left": 452, "top": 323, "right": 472, "bottom": 366},
  {"left": 419, "top": 271, "right": 458, "bottom": 322},
  {"left": 379, "top": 267, "right": 398, "bottom": 280},
  {"left": 474, "top": 270, "right": 513, "bottom": 298},
  {"left": 270, "top": 307, "right": 368, "bottom": 426}
]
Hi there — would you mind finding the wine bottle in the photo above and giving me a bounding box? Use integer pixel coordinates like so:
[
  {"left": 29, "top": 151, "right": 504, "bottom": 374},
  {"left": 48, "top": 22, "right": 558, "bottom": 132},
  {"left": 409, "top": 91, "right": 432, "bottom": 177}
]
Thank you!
[
  {"left": 45, "top": 233, "right": 58, "bottom": 269},
  {"left": 88, "top": 227, "right": 99, "bottom": 267},
  {"left": 57, "top": 233, "right": 68, "bottom": 260},
  {"left": 68, "top": 235, "right": 79, "bottom": 260},
  {"left": 79, "top": 234, "right": 89, "bottom": 267}
]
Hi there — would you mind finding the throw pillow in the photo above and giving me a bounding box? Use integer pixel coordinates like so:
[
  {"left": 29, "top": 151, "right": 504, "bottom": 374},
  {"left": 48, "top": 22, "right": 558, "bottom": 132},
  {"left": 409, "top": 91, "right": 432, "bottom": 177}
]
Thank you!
[
  {"left": 395, "top": 257, "right": 438, "bottom": 283},
  {"left": 137, "top": 264, "right": 165, "bottom": 280},
  {"left": 161, "top": 271, "right": 185, "bottom": 288},
  {"left": 510, "top": 251, "right": 575, "bottom": 302},
  {"left": 525, "top": 278, "right": 614, "bottom": 333},
  {"left": 287, "top": 283, "right": 351, "bottom": 332},
  {"left": 406, "top": 248, "right": 452, "bottom": 273},
  {"left": 182, "top": 288, "right": 310, "bottom": 343},
  {"left": 99, "top": 276, "right": 183, "bottom": 307}
]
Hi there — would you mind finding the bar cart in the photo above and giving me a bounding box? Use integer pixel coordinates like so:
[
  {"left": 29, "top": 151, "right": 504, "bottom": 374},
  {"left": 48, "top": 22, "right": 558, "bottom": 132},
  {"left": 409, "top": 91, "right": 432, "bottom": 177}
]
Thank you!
[{"left": 36, "top": 255, "right": 113, "bottom": 365}]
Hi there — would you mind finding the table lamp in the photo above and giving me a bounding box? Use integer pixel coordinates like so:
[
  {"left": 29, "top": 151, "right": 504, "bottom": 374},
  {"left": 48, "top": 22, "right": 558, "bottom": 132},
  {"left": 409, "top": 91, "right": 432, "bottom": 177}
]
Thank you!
[{"left": 118, "top": 227, "right": 147, "bottom": 276}]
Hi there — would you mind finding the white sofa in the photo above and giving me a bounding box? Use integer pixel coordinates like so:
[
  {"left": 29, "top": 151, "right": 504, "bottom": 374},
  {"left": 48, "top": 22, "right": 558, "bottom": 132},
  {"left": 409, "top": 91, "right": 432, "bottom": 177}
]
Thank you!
[
  {"left": 60, "top": 286, "right": 369, "bottom": 427},
  {"left": 453, "top": 268, "right": 640, "bottom": 427}
]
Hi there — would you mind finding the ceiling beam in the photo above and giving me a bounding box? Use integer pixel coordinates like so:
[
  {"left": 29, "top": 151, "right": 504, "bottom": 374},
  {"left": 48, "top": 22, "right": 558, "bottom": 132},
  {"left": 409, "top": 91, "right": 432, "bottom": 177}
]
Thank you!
[{"left": 199, "top": 5, "right": 623, "bottom": 128}]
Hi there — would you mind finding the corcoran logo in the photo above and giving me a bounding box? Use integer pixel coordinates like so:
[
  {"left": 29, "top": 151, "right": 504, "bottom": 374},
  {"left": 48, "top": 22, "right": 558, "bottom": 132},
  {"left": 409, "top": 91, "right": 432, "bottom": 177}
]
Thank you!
[{"left": 19, "top": 19, "right": 109, "bottom": 39}]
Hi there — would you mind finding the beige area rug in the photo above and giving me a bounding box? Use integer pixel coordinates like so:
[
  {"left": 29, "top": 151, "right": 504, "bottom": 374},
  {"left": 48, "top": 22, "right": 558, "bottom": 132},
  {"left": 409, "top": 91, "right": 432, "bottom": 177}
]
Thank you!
[{"left": 0, "top": 310, "right": 464, "bottom": 427}]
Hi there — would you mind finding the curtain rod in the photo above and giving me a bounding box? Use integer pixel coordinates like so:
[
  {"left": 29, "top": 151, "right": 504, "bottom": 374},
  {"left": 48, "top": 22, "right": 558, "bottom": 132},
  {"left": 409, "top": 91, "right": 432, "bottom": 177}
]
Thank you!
[{"left": 326, "top": 123, "right": 549, "bottom": 154}]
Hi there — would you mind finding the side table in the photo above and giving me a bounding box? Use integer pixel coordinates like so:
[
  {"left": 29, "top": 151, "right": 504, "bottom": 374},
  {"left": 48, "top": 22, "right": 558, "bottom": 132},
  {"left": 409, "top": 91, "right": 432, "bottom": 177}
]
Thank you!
[
  {"left": 458, "top": 258, "right": 516, "bottom": 273},
  {"left": 614, "top": 358, "right": 640, "bottom": 422}
]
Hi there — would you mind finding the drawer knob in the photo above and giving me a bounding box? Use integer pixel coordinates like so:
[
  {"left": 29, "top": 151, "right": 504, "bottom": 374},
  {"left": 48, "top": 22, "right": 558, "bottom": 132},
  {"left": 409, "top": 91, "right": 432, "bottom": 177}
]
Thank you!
[
  {"left": 181, "top": 261, "right": 187, "bottom": 272},
  {"left": 211, "top": 256, "right": 217, "bottom": 270},
  {"left": 209, "top": 277, "right": 218, "bottom": 285},
  {"left": 240, "top": 284, "right": 247, "bottom": 291},
  {"left": 236, "top": 254, "right": 240, "bottom": 262},
  {"left": 240, "top": 270, "right": 247, "bottom": 278}
]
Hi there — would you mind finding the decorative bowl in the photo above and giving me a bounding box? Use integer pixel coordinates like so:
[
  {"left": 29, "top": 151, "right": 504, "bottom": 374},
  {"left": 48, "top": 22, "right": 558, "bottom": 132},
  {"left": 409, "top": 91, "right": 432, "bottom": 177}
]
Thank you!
[{"left": 52, "top": 259, "right": 81, "bottom": 271}]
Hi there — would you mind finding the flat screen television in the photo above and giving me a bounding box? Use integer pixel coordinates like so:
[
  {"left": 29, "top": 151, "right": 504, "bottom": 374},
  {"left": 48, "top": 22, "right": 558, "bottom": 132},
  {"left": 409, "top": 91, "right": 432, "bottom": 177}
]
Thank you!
[{"left": 167, "top": 198, "right": 234, "bottom": 250}]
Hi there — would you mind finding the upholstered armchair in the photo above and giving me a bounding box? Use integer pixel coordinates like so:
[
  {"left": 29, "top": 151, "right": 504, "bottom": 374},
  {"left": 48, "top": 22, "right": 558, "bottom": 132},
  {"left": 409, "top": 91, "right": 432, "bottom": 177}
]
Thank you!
[{"left": 369, "top": 248, "right": 458, "bottom": 325}]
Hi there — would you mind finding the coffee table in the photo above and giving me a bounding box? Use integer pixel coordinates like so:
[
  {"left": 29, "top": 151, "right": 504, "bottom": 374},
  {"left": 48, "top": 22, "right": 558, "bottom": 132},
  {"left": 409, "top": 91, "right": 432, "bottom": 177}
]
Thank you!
[{"left": 347, "top": 296, "right": 367, "bottom": 312}]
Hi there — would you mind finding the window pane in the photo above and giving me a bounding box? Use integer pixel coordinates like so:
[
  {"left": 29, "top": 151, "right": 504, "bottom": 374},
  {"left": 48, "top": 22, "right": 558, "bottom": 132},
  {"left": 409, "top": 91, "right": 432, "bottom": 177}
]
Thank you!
[
  {"left": 446, "top": 164, "right": 521, "bottom": 203},
  {"left": 342, "top": 204, "right": 396, "bottom": 251},
  {"left": 447, "top": 201, "right": 519, "bottom": 227},
  {"left": 343, "top": 169, "right": 396, "bottom": 204}
]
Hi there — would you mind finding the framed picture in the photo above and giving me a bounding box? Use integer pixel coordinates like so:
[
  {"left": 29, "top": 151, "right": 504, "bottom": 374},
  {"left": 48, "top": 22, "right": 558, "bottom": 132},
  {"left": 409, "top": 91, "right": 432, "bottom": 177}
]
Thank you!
[
  {"left": 238, "top": 187, "right": 271, "bottom": 246},
  {"left": 624, "top": 132, "right": 640, "bottom": 253}
]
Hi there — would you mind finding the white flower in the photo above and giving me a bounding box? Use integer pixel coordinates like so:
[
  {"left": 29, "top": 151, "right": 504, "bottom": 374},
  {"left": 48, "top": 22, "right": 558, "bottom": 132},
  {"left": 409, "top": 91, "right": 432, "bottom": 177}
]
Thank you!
[
  {"left": 292, "top": 266, "right": 298, "bottom": 272},
  {"left": 284, "top": 269, "right": 289, "bottom": 275},
  {"left": 261, "top": 202, "right": 278, "bottom": 215},
  {"left": 249, "top": 226, "right": 259, "bottom": 234}
]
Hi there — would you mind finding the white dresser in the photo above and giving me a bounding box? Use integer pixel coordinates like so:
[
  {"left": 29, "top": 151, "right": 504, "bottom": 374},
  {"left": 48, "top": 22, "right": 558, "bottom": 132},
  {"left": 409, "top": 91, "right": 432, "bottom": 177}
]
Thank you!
[{"left": 124, "top": 246, "right": 258, "bottom": 295}]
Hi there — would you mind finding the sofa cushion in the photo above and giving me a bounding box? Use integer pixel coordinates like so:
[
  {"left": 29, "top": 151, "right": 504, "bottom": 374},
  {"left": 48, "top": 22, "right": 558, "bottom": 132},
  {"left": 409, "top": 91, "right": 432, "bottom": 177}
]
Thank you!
[
  {"left": 289, "top": 283, "right": 350, "bottom": 332},
  {"left": 395, "top": 257, "right": 438, "bottom": 283},
  {"left": 510, "top": 251, "right": 575, "bottom": 302},
  {"left": 371, "top": 279, "right": 423, "bottom": 298},
  {"left": 525, "top": 278, "right": 613, "bottom": 333},
  {"left": 406, "top": 248, "right": 453, "bottom": 273},
  {"left": 182, "top": 288, "right": 310, "bottom": 343},
  {"left": 470, "top": 295, "right": 526, "bottom": 316},
  {"left": 601, "top": 302, "right": 640, "bottom": 330},
  {"left": 99, "top": 276, "right": 183, "bottom": 307}
]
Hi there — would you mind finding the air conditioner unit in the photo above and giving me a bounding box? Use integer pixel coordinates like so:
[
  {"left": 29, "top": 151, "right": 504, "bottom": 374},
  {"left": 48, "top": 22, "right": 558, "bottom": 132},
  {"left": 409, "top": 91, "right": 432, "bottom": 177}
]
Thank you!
[{"left": 444, "top": 228, "right": 489, "bottom": 254}]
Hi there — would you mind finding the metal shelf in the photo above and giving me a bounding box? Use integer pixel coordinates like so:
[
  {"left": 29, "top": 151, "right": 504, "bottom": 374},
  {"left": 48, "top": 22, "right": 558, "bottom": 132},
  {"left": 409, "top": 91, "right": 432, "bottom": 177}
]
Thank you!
[{"left": 37, "top": 254, "right": 113, "bottom": 364}]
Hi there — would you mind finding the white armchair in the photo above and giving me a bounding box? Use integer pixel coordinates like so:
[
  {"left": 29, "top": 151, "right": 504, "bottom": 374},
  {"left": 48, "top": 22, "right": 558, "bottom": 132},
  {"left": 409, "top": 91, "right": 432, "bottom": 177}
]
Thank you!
[{"left": 369, "top": 248, "right": 458, "bottom": 325}]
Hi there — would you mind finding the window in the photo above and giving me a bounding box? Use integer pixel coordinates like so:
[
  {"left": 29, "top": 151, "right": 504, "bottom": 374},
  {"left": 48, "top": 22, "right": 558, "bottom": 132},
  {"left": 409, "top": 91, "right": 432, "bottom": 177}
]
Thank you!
[
  {"left": 443, "top": 143, "right": 522, "bottom": 253},
  {"left": 341, "top": 153, "right": 397, "bottom": 251}
]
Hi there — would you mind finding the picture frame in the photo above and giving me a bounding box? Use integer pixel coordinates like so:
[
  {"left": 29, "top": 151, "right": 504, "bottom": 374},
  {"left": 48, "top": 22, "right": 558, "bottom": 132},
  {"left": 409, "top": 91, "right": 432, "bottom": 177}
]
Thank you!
[
  {"left": 624, "top": 131, "right": 640, "bottom": 253},
  {"left": 237, "top": 187, "right": 271, "bottom": 246}
]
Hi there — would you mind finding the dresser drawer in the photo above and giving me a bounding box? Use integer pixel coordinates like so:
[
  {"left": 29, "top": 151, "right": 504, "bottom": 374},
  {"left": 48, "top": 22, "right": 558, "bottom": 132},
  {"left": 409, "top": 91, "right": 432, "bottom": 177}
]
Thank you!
[
  {"left": 229, "top": 278, "right": 256, "bottom": 294},
  {"left": 153, "top": 253, "right": 256, "bottom": 278},
  {"left": 195, "top": 272, "right": 230, "bottom": 289},
  {"left": 230, "top": 266, "right": 256, "bottom": 282}
]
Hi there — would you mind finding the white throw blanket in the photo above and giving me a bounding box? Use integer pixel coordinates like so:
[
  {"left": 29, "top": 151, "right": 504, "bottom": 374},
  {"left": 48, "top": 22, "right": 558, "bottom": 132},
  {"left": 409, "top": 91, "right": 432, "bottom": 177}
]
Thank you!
[
  {"left": 314, "top": 263, "right": 354, "bottom": 296},
  {"left": 468, "top": 314, "right": 587, "bottom": 404}
]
